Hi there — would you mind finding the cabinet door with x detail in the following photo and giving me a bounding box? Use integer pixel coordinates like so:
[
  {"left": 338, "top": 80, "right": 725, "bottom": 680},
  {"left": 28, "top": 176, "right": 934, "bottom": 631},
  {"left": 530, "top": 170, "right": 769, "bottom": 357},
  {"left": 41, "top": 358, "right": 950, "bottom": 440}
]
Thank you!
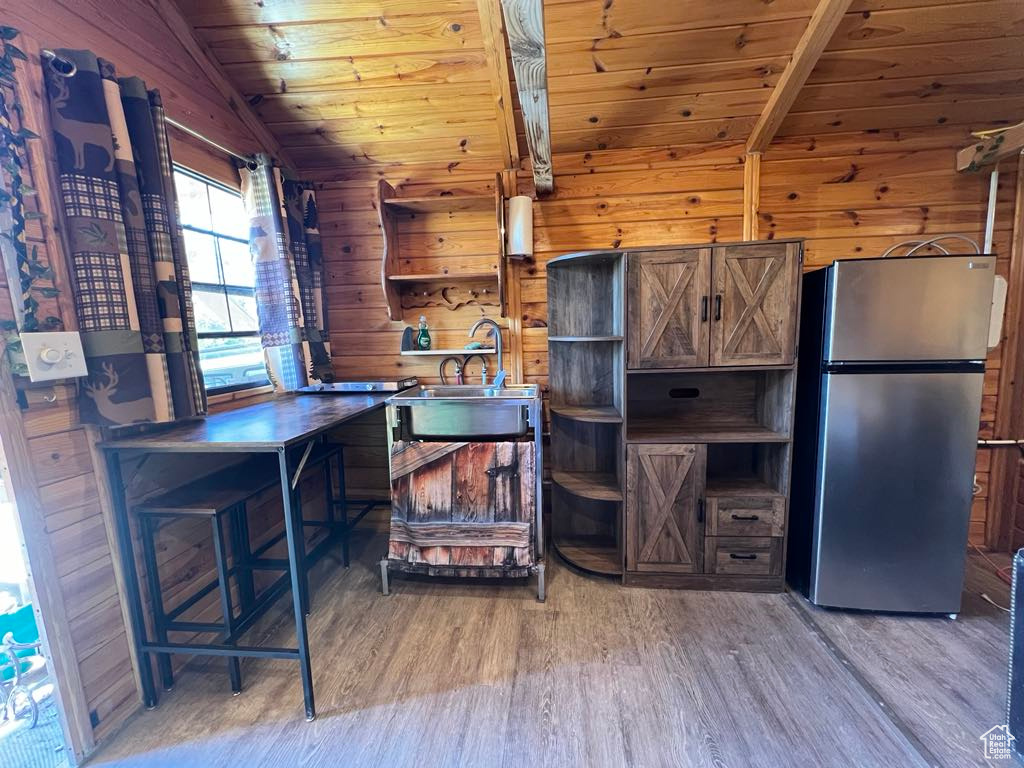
[
  {"left": 627, "top": 248, "right": 711, "bottom": 368},
  {"left": 710, "top": 242, "right": 800, "bottom": 367},
  {"left": 626, "top": 444, "right": 706, "bottom": 574}
]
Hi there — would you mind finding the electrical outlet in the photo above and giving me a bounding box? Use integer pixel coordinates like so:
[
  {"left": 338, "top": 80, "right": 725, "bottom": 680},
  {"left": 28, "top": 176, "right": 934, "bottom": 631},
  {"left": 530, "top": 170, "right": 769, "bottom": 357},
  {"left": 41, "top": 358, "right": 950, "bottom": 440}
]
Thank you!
[{"left": 19, "top": 331, "right": 88, "bottom": 382}]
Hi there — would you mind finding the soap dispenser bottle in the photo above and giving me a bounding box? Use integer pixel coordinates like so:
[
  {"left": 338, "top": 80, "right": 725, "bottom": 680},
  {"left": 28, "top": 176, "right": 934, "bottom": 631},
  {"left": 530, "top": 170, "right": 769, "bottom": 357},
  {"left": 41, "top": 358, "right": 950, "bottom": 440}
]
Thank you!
[{"left": 416, "top": 315, "right": 432, "bottom": 351}]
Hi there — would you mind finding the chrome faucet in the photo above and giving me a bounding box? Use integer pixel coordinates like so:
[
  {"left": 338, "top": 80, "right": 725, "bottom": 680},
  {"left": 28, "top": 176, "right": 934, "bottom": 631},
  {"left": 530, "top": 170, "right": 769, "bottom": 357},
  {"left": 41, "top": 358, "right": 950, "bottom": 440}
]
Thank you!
[{"left": 468, "top": 317, "right": 505, "bottom": 388}]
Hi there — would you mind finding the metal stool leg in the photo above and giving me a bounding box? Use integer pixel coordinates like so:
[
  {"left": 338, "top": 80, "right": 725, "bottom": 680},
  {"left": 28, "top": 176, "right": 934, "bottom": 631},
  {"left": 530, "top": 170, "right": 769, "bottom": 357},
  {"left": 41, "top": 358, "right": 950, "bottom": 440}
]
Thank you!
[
  {"left": 139, "top": 515, "right": 174, "bottom": 691},
  {"left": 230, "top": 502, "right": 256, "bottom": 619},
  {"left": 210, "top": 513, "right": 242, "bottom": 695}
]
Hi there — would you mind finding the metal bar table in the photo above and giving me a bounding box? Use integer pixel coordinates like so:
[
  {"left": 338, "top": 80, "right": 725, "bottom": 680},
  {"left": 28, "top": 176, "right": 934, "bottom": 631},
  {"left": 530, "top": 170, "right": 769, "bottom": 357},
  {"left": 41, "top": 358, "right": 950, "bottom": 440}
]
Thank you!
[{"left": 100, "top": 392, "right": 391, "bottom": 721}]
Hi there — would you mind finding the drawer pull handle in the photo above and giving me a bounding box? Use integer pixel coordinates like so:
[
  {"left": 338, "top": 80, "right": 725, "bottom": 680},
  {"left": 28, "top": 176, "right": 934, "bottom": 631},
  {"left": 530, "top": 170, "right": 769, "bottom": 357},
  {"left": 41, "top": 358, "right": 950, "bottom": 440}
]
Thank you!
[
  {"left": 731, "top": 514, "right": 760, "bottom": 521},
  {"left": 729, "top": 553, "right": 758, "bottom": 560}
]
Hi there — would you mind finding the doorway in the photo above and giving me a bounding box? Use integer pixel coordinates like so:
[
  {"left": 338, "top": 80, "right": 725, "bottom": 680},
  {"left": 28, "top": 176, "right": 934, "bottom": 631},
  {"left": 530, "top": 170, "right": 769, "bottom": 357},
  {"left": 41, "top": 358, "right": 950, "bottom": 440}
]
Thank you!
[{"left": 0, "top": 452, "right": 71, "bottom": 768}]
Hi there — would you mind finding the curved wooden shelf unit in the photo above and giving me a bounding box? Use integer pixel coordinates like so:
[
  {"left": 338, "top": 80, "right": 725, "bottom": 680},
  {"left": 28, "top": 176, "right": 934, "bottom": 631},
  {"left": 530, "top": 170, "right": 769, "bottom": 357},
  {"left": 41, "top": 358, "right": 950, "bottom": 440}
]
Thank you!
[
  {"left": 550, "top": 404, "right": 622, "bottom": 423},
  {"left": 378, "top": 174, "right": 507, "bottom": 320},
  {"left": 552, "top": 470, "right": 622, "bottom": 502},
  {"left": 553, "top": 540, "right": 623, "bottom": 576}
]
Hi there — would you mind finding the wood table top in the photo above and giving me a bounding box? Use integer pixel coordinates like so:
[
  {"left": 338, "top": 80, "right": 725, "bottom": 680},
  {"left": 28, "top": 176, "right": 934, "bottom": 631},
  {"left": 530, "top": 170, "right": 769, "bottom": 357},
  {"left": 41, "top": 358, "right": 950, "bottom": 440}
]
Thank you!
[{"left": 100, "top": 393, "right": 391, "bottom": 452}]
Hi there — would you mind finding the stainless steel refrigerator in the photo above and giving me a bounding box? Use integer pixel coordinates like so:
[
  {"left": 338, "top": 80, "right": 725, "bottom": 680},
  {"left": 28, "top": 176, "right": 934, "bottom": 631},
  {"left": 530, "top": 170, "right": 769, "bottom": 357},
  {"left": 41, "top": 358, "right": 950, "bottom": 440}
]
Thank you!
[{"left": 788, "top": 255, "right": 995, "bottom": 614}]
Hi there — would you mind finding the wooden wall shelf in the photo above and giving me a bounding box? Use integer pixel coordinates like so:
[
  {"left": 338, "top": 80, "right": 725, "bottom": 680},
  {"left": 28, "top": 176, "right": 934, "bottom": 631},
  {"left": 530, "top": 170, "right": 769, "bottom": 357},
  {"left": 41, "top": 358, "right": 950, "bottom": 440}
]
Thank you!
[
  {"left": 399, "top": 348, "right": 497, "bottom": 357},
  {"left": 382, "top": 195, "right": 494, "bottom": 213},
  {"left": 378, "top": 174, "right": 507, "bottom": 321},
  {"left": 387, "top": 271, "right": 498, "bottom": 283}
]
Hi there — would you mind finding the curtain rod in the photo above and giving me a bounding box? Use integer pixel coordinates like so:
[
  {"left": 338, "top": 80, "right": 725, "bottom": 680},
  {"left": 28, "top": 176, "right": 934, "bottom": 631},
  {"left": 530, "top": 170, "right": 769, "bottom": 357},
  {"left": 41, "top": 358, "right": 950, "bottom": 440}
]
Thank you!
[
  {"left": 165, "top": 116, "right": 256, "bottom": 165},
  {"left": 39, "top": 49, "right": 256, "bottom": 165}
]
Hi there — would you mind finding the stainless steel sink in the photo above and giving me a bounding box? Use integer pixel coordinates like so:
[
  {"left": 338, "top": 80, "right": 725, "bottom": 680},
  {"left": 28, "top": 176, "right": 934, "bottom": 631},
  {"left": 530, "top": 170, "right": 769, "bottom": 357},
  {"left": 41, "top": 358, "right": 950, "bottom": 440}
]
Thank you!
[{"left": 388, "top": 384, "right": 539, "bottom": 438}]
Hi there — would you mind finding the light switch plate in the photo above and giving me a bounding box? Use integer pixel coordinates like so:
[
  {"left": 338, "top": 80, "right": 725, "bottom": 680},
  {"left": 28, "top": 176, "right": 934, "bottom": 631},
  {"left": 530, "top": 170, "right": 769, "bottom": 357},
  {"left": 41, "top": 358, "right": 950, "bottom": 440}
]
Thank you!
[{"left": 20, "top": 331, "right": 88, "bottom": 382}]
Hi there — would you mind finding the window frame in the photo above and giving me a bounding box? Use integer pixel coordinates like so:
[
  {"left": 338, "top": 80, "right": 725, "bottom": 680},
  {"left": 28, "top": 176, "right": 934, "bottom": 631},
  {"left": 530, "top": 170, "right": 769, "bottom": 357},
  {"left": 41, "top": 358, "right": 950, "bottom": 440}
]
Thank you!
[{"left": 174, "top": 165, "right": 268, "bottom": 395}]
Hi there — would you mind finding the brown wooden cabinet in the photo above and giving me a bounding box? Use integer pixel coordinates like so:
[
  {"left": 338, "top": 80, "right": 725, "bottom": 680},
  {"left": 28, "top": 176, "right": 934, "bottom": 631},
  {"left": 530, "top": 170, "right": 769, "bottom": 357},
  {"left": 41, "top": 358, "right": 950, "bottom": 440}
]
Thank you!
[
  {"left": 627, "top": 248, "right": 710, "bottom": 368},
  {"left": 548, "top": 239, "right": 801, "bottom": 591},
  {"left": 626, "top": 444, "right": 705, "bottom": 573},
  {"left": 710, "top": 242, "right": 800, "bottom": 367},
  {"left": 627, "top": 241, "right": 799, "bottom": 370}
]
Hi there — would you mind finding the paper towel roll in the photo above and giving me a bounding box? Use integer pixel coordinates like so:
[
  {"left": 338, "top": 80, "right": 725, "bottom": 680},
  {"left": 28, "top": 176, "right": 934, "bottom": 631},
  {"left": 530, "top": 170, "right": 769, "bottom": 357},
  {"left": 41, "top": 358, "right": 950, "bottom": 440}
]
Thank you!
[{"left": 506, "top": 195, "right": 533, "bottom": 257}]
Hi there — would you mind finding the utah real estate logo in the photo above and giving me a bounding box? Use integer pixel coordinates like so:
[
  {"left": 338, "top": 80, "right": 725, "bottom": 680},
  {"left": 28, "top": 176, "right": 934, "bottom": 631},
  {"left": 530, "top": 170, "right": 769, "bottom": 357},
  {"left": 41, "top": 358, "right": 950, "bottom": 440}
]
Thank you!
[{"left": 980, "top": 724, "right": 1016, "bottom": 760}]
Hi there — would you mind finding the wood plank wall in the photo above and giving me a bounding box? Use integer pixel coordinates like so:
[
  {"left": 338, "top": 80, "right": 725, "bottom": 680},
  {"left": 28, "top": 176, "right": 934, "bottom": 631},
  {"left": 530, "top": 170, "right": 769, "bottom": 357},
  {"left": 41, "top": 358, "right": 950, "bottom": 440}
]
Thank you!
[
  {"left": 0, "top": 8, "right": 261, "bottom": 745},
  {"left": 314, "top": 126, "right": 1015, "bottom": 547}
]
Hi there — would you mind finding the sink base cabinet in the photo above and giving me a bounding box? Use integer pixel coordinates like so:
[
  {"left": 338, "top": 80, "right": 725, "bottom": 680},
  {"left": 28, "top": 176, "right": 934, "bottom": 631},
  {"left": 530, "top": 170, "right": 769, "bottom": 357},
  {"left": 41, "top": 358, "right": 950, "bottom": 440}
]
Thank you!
[
  {"left": 548, "top": 240, "right": 801, "bottom": 592},
  {"left": 387, "top": 440, "right": 537, "bottom": 574}
]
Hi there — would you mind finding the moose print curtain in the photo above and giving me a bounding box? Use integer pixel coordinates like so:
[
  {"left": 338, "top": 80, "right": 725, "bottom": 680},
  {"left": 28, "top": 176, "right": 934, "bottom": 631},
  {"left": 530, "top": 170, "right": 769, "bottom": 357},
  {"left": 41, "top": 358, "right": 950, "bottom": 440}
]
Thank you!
[
  {"left": 44, "top": 50, "right": 205, "bottom": 425},
  {"left": 238, "top": 156, "right": 331, "bottom": 391}
]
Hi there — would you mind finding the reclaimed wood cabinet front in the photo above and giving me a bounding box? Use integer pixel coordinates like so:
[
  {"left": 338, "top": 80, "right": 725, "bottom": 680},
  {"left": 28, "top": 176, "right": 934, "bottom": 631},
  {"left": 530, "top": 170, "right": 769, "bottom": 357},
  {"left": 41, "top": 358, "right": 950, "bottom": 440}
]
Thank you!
[
  {"left": 627, "top": 248, "right": 710, "bottom": 368},
  {"left": 710, "top": 242, "right": 800, "bottom": 366},
  {"left": 626, "top": 242, "right": 800, "bottom": 369},
  {"left": 626, "top": 444, "right": 706, "bottom": 573},
  {"left": 388, "top": 440, "right": 536, "bottom": 569}
]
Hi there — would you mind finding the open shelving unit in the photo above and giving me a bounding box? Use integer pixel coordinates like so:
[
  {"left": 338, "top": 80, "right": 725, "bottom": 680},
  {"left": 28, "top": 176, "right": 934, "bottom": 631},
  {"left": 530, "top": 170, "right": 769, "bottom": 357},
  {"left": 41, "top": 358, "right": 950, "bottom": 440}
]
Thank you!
[
  {"left": 546, "top": 251, "right": 626, "bottom": 575},
  {"left": 378, "top": 173, "right": 507, "bottom": 320}
]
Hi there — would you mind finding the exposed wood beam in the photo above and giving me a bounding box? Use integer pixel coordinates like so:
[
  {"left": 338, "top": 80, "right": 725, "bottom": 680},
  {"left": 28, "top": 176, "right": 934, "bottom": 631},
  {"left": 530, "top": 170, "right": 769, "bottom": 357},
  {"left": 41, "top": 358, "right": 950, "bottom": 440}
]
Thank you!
[
  {"left": 957, "top": 122, "right": 1024, "bottom": 172},
  {"left": 150, "top": 0, "right": 295, "bottom": 168},
  {"left": 501, "top": 0, "right": 553, "bottom": 194},
  {"left": 743, "top": 152, "right": 761, "bottom": 240},
  {"left": 477, "top": 0, "right": 520, "bottom": 170},
  {"left": 746, "top": 0, "right": 853, "bottom": 153}
]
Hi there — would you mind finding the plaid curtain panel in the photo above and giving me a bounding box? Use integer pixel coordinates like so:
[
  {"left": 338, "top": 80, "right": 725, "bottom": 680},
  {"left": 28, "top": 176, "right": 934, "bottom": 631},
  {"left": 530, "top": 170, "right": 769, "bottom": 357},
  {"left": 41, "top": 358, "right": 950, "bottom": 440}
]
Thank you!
[
  {"left": 44, "top": 50, "right": 205, "bottom": 426},
  {"left": 238, "top": 156, "right": 332, "bottom": 391}
]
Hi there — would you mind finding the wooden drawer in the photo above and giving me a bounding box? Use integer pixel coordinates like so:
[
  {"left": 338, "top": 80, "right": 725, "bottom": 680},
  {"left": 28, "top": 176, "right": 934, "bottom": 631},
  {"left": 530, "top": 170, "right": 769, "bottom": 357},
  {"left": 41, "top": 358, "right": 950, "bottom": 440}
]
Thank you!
[
  {"left": 704, "top": 536, "right": 782, "bottom": 577},
  {"left": 707, "top": 495, "right": 784, "bottom": 537}
]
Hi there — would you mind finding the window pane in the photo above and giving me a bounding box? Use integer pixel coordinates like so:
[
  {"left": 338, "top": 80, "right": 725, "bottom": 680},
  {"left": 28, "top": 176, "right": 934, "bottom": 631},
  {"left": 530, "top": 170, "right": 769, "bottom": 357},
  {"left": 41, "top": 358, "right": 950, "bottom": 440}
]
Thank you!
[
  {"left": 198, "top": 336, "right": 268, "bottom": 390},
  {"left": 192, "top": 287, "right": 231, "bottom": 333},
  {"left": 219, "top": 238, "right": 254, "bottom": 287},
  {"left": 227, "top": 291, "right": 259, "bottom": 332},
  {"left": 182, "top": 230, "right": 220, "bottom": 284},
  {"left": 209, "top": 186, "right": 248, "bottom": 240},
  {"left": 174, "top": 171, "right": 212, "bottom": 229}
]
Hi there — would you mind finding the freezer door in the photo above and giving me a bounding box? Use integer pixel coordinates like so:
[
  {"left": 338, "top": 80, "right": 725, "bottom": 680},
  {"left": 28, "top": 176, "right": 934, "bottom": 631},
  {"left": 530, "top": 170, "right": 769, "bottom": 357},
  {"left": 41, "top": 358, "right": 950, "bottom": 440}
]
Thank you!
[
  {"left": 811, "top": 370, "right": 982, "bottom": 613},
  {"left": 825, "top": 256, "right": 995, "bottom": 362}
]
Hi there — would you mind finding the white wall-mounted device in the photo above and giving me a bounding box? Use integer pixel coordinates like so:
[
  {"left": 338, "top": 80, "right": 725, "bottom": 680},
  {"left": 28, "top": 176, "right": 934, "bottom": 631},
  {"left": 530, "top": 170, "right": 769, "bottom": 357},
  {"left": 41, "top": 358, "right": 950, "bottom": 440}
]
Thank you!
[
  {"left": 20, "top": 331, "right": 88, "bottom": 382},
  {"left": 990, "top": 274, "right": 1008, "bottom": 350}
]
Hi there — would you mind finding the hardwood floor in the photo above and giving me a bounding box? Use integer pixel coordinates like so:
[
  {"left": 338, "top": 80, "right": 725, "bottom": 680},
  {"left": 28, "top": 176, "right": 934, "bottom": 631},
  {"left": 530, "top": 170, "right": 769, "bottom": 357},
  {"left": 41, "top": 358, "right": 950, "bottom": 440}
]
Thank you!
[{"left": 86, "top": 536, "right": 1012, "bottom": 768}]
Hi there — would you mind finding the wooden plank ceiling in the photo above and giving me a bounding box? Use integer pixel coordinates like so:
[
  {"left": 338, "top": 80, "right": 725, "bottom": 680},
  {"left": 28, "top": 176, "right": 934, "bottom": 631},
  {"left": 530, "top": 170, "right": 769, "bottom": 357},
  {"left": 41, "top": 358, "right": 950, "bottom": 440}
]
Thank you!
[{"left": 176, "top": 0, "right": 1024, "bottom": 172}]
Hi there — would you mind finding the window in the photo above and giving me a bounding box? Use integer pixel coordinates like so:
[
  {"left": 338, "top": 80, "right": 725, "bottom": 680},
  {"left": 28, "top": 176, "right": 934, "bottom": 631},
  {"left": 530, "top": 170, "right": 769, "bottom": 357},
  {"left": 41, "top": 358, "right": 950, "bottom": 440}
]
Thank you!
[{"left": 173, "top": 167, "right": 268, "bottom": 393}]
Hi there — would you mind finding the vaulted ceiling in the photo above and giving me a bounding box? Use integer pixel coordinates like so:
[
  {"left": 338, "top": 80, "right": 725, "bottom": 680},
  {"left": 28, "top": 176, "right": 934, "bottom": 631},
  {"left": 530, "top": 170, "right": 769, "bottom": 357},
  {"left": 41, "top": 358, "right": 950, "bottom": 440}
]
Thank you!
[{"left": 175, "top": 0, "right": 1024, "bottom": 173}]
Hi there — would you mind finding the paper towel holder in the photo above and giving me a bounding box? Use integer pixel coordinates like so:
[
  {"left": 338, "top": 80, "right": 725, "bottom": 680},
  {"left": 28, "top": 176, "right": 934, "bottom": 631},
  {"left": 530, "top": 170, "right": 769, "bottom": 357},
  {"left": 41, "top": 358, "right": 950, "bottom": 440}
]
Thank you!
[{"left": 505, "top": 195, "right": 534, "bottom": 260}]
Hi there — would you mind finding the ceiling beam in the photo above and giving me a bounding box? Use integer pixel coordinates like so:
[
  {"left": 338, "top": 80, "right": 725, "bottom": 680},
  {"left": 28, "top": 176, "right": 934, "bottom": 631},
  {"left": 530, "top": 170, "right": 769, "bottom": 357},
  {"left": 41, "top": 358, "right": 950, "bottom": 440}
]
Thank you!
[
  {"left": 477, "top": 0, "right": 520, "bottom": 170},
  {"left": 746, "top": 0, "right": 853, "bottom": 154},
  {"left": 150, "top": 0, "right": 295, "bottom": 168},
  {"left": 501, "top": 0, "right": 553, "bottom": 194},
  {"left": 957, "top": 121, "right": 1024, "bottom": 172}
]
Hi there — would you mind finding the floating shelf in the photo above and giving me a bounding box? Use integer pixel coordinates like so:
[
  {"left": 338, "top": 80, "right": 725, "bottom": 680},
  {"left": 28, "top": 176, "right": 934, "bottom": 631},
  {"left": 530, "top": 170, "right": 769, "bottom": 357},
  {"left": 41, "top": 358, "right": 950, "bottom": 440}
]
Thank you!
[
  {"left": 550, "top": 404, "right": 622, "bottom": 423},
  {"left": 399, "top": 348, "right": 496, "bottom": 357},
  {"left": 548, "top": 335, "right": 623, "bottom": 342},
  {"left": 552, "top": 470, "right": 622, "bottom": 502},
  {"left": 383, "top": 195, "right": 494, "bottom": 213},
  {"left": 387, "top": 271, "right": 498, "bottom": 283},
  {"left": 626, "top": 423, "right": 790, "bottom": 444},
  {"left": 554, "top": 539, "right": 622, "bottom": 576}
]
